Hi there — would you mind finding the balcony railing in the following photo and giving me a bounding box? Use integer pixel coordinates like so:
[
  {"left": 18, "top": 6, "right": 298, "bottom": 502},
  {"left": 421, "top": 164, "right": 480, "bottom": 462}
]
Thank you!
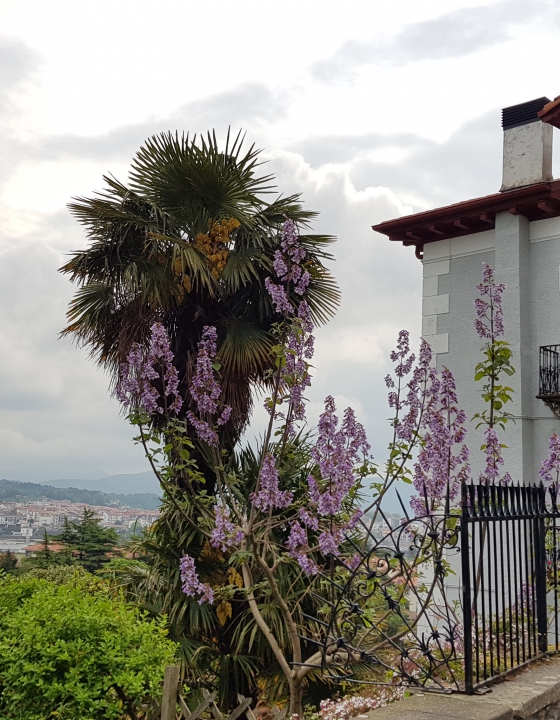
[{"left": 538, "top": 344, "right": 560, "bottom": 398}]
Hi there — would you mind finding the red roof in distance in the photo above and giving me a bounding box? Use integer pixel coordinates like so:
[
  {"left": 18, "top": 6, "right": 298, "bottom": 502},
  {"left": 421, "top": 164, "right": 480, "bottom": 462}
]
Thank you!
[{"left": 23, "top": 543, "right": 67, "bottom": 553}]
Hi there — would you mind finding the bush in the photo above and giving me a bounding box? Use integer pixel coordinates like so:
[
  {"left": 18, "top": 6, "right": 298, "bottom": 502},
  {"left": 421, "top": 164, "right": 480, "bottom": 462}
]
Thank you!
[
  {"left": 0, "top": 573, "right": 178, "bottom": 719},
  {"left": 24, "top": 562, "right": 89, "bottom": 581}
]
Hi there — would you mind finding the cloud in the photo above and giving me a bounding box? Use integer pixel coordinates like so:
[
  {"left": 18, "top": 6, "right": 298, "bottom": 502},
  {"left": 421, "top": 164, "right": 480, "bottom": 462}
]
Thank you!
[
  {"left": 0, "top": 73, "right": 529, "bottom": 482},
  {"left": 0, "top": 203, "right": 150, "bottom": 483},
  {"left": 312, "top": 0, "right": 556, "bottom": 82},
  {"left": 0, "top": 37, "right": 40, "bottom": 189},
  {"left": 291, "top": 110, "right": 503, "bottom": 211},
  {"left": 257, "top": 150, "right": 422, "bottom": 460},
  {"left": 0, "top": 35, "right": 39, "bottom": 116},
  {"left": 26, "top": 83, "right": 288, "bottom": 164},
  {"left": 0, "top": 82, "right": 290, "bottom": 212},
  {"left": 0, "top": 81, "right": 290, "bottom": 218}
]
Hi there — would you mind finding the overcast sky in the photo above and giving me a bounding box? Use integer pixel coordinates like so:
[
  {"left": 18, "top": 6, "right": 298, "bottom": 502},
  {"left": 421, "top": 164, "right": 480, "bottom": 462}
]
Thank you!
[{"left": 1, "top": 0, "right": 560, "bottom": 485}]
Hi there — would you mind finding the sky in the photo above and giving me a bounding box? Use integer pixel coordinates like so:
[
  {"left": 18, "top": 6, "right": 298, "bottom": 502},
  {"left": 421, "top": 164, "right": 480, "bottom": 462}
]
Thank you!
[{"left": 1, "top": 0, "right": 560, "bottom": 486}]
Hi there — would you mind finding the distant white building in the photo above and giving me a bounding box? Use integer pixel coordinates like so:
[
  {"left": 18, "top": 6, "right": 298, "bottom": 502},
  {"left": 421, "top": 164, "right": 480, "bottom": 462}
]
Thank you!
[
  {"left": 12, "top": 522, "right": 33, "bottom": 539},
  {"left": 373, "top": 96, "right": 560, "bottom": 483}
]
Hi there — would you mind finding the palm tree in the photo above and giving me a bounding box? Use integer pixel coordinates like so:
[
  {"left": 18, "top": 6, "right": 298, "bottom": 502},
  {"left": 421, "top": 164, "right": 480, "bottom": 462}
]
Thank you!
[
  {"left": 61, "top": 133, "right": 342, "bottom": 709},
  {"left": 60, "top": 130, "right": 339, "bottom": 438}
]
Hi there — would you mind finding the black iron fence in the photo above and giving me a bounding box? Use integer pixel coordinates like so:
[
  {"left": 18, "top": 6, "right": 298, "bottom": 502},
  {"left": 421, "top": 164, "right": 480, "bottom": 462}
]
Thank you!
[
  {"left": 461, "top": 482, "right": 560, "bottom": 692},
  {"left": 316, "top": 481, "right": 560, "bottom": 694}
]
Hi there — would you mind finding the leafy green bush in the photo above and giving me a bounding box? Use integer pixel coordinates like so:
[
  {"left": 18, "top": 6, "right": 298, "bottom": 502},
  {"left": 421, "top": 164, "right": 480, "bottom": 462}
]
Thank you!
[
  {"left": 23, "top": 563, "right": 93, "bottom": 584},
  {"left": 0, "top": 574, "right": 178, "bottom": 719}
]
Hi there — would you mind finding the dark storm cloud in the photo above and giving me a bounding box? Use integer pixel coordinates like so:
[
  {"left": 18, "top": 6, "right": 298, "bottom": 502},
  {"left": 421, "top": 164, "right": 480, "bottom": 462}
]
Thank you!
[{"left": 312, "top": 0, "right": 557, "bottom": 83}]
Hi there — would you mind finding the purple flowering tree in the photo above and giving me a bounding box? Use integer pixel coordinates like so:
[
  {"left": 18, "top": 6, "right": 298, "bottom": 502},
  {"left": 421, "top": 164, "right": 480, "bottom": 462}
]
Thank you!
[
  {"left": 112, "top": 225, "right": 560, "bottom": 708},
  {"left": 378, "top": 329, "right": 470, "bottom": 517},
  {"left": 115, "top": 222, "right": 482, "bottom": 714},
  {"left": 115, "top": 221, "right": 372, "bottom": 715}
]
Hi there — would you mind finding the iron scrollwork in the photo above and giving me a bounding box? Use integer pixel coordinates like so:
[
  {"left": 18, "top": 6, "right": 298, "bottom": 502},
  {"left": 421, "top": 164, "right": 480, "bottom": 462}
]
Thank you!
[{"left": 316, "top": 509, "right": 463, "bottom": 692}]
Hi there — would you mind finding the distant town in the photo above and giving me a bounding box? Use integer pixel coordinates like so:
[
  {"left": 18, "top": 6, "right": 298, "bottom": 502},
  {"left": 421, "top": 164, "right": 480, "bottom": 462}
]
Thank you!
[
  {"left": 0, "top": 497, "right": 159, "bottom": 553},
  {"left": 361, "top": 513, "right": 403, "bottom": 539}
]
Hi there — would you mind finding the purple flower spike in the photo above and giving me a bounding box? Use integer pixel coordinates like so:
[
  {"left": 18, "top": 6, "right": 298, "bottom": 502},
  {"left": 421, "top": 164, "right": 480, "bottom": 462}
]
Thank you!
[
  {"left": 411, "top": 366, "right": 470, "bottom": 515},
  {"left": 210, "top": 504, "right": 244, "bottom": 552},
  {"left": 385, "top": 331, "right": 431, "bottom": 429},
  {"left": 187, "top": 326, "right": 232, "bottom": 444},
  {"left": 251, "top": 454, "right": 293, "bottom": 511},
  {"left": 263, "top": 221, "right": 316, "bottom": 436},
  {"left": 189, "top": 326, "right": 221, "bottom": 416},
  {"left": 116, "top": 323, "right": 183, "bottom": 415},
  {"left": 286, "top": 522, "right": 318, "bottom": 576},
  {"left": 265, "top": 219, "right": 309, "bottom": 316},
  {"left": 180, "top": 554, "right": 214, "bottom": 604},
  {"left": 265, "top": 277, "right": 293, "bottom": 315},
  {"left": 478, "top": 427, "right": 511, "bottom": 486},
  {"left": 218, "top": 405, "right": 232, "bottom": 426},
  {"left": 318, "top": 529, "right": 342, "bottom": 557},
  {"left": 308, "top": 397, "right": 369, "bottom": 517},
  {"left": 186, "top": 412, "right": 219, "bottom": 447},
  {"left": 540, "top": 432, "right": 560, "bottom": 484},
  {"left": 474, "top": 263, "right": 505, "bottom": 340}
]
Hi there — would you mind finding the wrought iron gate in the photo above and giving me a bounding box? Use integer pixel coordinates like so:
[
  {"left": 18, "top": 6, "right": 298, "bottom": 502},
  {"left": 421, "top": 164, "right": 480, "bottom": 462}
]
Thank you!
[
  {"left": 461, "top": 482, "right": 560, "bottom": 692},
  {"left": 315, "top": 482, "right": 560, "bottom": 694}
]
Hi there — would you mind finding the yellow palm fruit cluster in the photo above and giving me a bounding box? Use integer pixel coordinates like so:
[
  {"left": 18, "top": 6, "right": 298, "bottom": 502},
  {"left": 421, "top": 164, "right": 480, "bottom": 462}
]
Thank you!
[
  {"left": 194, "top": 217, "right": 241, "bottom": 279},
  {"left": 174, "top": 259, "right": 192, "bottom": 291},
  {"left": 172, "top": 257, "right": 192, "bottom": 297}
]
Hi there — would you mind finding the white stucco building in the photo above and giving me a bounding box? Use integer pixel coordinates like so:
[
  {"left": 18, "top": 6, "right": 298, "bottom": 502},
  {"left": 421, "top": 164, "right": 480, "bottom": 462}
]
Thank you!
[{"left": 373, "top": 96, "right": 560, "bottom": 483}]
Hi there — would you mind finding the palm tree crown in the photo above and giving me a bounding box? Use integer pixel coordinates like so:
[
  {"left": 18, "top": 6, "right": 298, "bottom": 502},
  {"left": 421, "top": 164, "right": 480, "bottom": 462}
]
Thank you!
[{"left": 60, "top": 130, "right": 340, "bottom": 437}]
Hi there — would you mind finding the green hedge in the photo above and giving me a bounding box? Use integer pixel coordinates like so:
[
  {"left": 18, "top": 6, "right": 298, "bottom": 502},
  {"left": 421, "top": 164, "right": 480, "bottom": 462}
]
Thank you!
[{"left": 0, "top": 572, "right": 178, "bottom": 719}]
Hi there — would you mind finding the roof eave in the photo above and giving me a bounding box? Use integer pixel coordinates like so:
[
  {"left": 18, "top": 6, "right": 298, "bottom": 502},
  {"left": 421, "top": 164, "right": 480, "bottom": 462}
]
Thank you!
[
  {"left": 372, "top": 180, "right": 560, "bottom": 259},
  {"left": 538, "top": 96, "right": 560, "bottom": 129}
]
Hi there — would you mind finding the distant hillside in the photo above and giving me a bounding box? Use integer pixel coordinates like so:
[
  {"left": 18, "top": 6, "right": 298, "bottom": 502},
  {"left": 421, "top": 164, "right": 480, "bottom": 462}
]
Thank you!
[
  {"left": 0, "top": 479, "right": 160, "bottom": 510},
  {"left": 45, "top": 471, "right": 160, "bottom": 495}
]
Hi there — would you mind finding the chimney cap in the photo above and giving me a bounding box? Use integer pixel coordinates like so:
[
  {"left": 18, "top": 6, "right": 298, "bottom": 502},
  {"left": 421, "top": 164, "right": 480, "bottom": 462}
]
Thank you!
[{"left": 502, "top": 97, "right": 551, "bottom": 131}]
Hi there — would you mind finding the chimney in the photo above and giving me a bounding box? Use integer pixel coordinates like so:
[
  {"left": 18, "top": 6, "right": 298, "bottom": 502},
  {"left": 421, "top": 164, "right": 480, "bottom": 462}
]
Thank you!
[{"left": 500, "top": 96, "right": 552, "bottom": 192}]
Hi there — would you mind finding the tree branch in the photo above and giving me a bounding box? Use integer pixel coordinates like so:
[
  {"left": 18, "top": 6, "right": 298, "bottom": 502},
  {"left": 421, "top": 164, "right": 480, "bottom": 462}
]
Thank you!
[
  {"left": 253, "top": 550, "right": 302, "bottom": 666},
  {"left": 240, "top": 560, "right": 294, "bottom": 683}
]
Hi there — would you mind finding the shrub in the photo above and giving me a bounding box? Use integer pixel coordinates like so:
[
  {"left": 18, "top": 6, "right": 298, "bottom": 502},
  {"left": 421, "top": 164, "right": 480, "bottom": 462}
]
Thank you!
[{"left": 0, "top": 574, "right": 178, "bottom": 719}]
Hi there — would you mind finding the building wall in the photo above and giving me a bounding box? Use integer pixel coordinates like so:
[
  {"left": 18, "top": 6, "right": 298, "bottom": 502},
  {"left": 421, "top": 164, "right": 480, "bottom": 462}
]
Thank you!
[
  {"left": 421, "top": 216, "right": 560, "bottom": 484},
  {"left": 527, "top": 217, "right": 560, "bottom": 477}
]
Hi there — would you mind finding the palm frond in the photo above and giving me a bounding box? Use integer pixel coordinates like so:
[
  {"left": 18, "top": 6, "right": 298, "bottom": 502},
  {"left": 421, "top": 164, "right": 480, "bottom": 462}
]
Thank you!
[
  {"left": 61, "top": 128, "right": 340, "bottom": 438},
  {"left": 128, "top": 130, "right": 276, "bottom": 235},
  {"left": 218, "top": 320, "right": 274, "bottom": 376}
]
